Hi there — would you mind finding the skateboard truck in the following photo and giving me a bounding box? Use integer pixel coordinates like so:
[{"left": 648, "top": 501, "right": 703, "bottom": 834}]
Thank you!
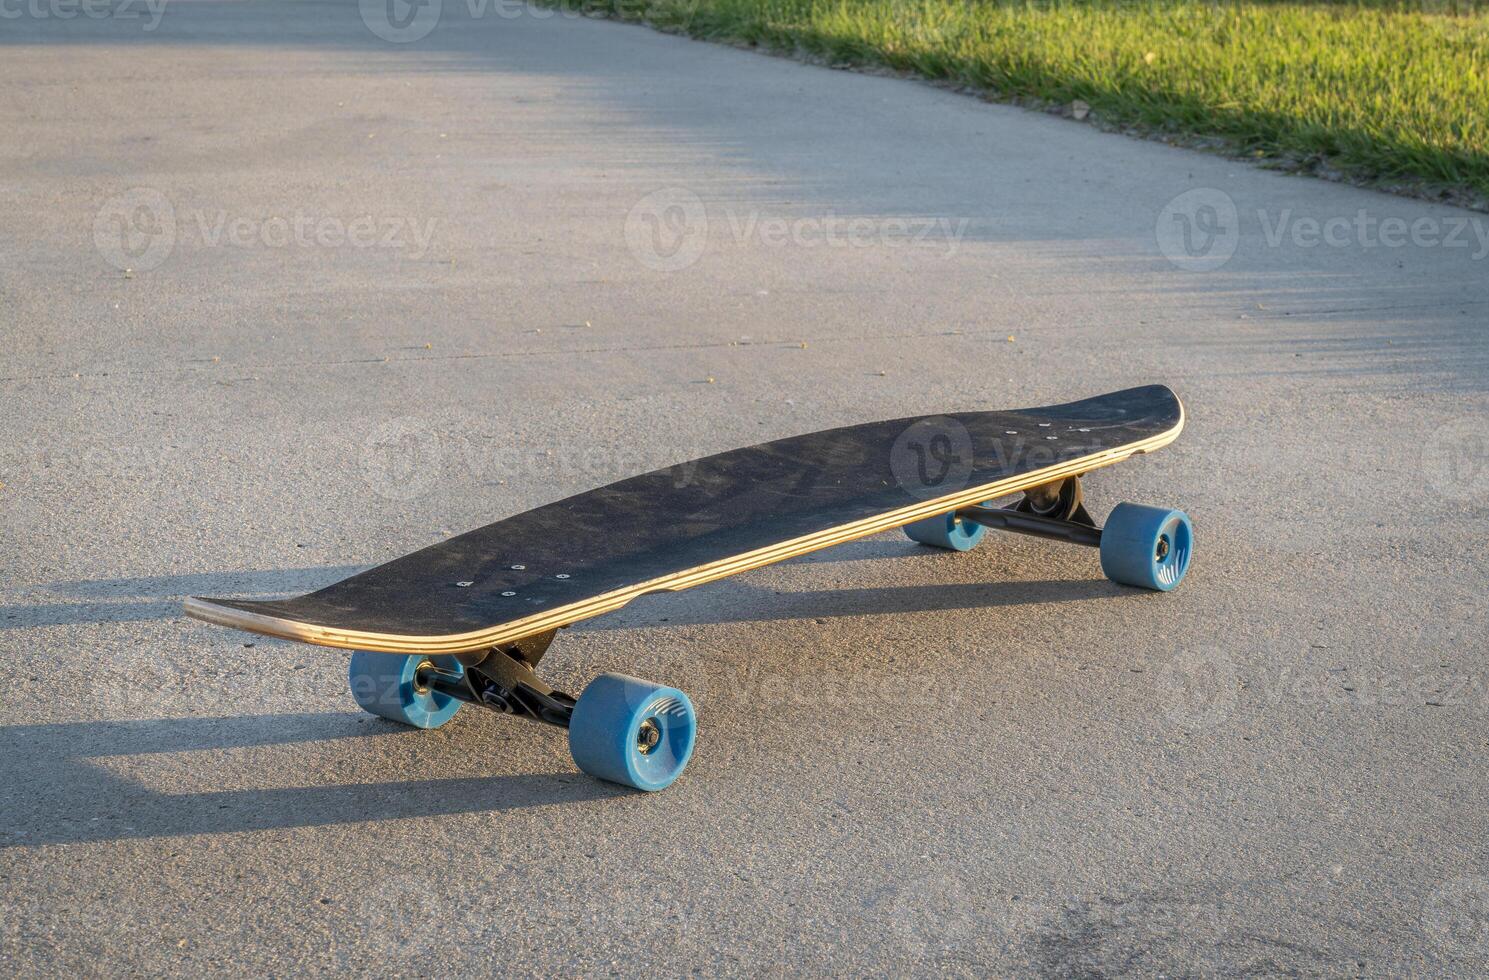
[
  {"left": 956, "top": 476, "right": 1102, "bottom": 547},
  {"left": 904, "top": 474, "right": 1192, "bottom": 591},
  {"left": 416, "top": 631, "right": 577, "bottom": 730},
  {"left": 958, "top": 504, "right": 1103, "bottom": 548},
  {"left": 348, "top": 625, "right": 698, "bottom": 791},
  {"left": 422, "top": 634, "right": 669, "bottom": 760}
]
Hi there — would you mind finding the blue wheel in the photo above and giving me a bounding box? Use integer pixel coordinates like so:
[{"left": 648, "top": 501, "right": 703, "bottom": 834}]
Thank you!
[
  {"left": 903, "top": 508, "right": 986, "bottom": 551},
  {"left": 1100, "top": 503, "right": 1193, "bottom": 591},
  {"left": 568, "top": 673, "right": 696, "bottom": 791},
  {"left": 347, "top": 652, "right": 464, "bottom": 729}
]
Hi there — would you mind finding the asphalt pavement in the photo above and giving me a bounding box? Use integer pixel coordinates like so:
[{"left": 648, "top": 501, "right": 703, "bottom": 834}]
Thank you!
[{"left": 3, "top": 2, "right": 1488, "bottom": 975}]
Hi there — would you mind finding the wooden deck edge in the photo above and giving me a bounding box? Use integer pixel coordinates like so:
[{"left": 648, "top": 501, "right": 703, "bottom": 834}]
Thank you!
[{"left": 184, "top": 405, "right": 1183, "bottom": 654}]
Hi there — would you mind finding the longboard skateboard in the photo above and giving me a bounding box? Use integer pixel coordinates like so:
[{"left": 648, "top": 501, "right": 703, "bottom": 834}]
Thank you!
[{"left": 185, "top": 385, "right": 1193, "bottom": 790}]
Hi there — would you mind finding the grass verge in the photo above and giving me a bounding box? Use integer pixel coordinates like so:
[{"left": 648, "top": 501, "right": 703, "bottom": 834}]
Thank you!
[{"left": 560, "top": 0, "right": 1489, "bottom": 206}]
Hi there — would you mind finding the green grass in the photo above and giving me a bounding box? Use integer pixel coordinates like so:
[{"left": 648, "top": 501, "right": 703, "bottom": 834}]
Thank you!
[{"left": 563, "top": 0, "right": 1489, "bottom": 203}]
